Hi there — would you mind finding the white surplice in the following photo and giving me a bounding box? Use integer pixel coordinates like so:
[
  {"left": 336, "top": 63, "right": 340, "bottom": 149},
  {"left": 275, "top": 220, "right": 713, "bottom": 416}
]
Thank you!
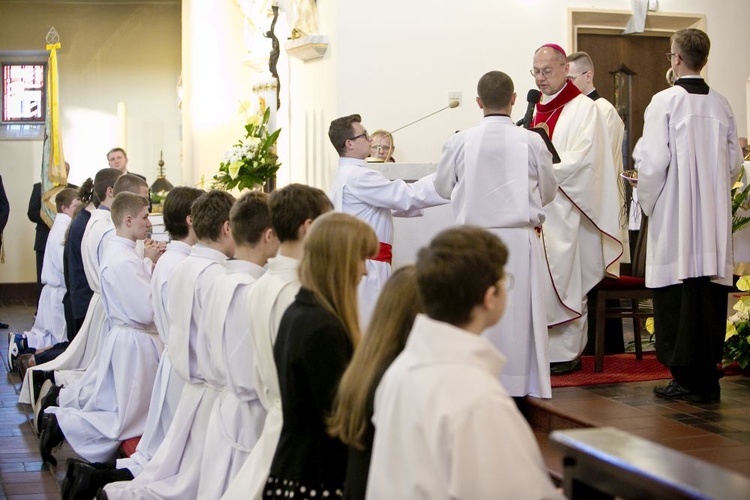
[
  {"left": 221, "top": 254, "right": 300, "bottom": 500},
  {"left": 115, "top": 240, "right": 191, "bottom": 477},
  {"left": 23, "top": 212, "right": 71, "bottom": 349},
  {"left": 329, "top": 157, "right": 448, "bottom": 326},
  {"left": 104, "top": 244, "right": 227, "bottom": 500},
  {"left": 19, "top": 209, "right": 113, "bottom": 405},
  {"left": 434, "top": 115, "right": 558, "bottom": 398},
  {"left": 367, "top": 315, "right": 562, "bottom": 500},
  {"left": 541, "top": 93, "right": 623, "bottom": 362},
  {"left": 47, "top": 236, "right": 161, "bottom": 462},
  {"left": 197, "top": 259, "right": 267, "bottom": 499},
  {"left": 634, "top": 82, "right": 743, "bottom": 288}
]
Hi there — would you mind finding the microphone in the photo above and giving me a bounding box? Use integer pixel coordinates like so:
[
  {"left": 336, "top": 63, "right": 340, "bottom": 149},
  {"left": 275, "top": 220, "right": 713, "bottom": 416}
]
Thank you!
[
  {"left": 390, "top": 99, "right": 460, "bottom": 135},
  {"left": 516, "top": 89, "right": 541, "bottom": 129}
]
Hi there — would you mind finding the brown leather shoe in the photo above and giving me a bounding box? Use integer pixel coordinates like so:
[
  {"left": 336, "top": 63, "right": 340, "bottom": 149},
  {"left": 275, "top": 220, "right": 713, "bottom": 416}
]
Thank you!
[{"left": 16, "top": 353, "right": 35, "bottom": 380}]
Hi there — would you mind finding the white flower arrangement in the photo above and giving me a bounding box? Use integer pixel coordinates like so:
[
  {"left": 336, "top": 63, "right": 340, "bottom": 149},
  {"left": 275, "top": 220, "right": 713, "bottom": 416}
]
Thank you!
[{"left": 213, "top": 104, "right": 280, "bottom": 191}]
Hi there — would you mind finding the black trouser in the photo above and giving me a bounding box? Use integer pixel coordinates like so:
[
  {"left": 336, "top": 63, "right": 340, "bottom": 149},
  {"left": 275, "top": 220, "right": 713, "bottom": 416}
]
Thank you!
[{"left": 652, "top": 277, "right": 728, "bottom": 393}]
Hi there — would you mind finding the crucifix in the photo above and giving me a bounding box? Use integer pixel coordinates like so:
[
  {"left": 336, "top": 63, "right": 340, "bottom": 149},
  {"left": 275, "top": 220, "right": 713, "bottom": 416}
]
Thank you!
[{"left": 264, "top": 4, "right": 281, "bottom": 111}]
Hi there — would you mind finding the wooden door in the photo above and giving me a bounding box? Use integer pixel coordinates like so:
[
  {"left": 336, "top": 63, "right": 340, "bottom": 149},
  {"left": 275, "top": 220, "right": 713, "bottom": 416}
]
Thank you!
[{"left": 578, "top": 33, "right": 672, "bottom": 168}]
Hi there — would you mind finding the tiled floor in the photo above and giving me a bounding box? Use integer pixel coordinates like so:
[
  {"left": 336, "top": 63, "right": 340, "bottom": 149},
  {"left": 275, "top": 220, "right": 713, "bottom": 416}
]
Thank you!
[
  {"left": 530, "top": 376, "right": 750, "bottom": 479},
  {"left": 1, "top": 302, "right": 750, "bottom": 498}
]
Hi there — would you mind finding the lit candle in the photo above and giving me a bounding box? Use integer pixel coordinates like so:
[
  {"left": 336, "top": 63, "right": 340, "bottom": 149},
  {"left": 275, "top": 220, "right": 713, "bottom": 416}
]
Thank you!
[{"left": 117, "top": 101, "right": 127, "bottom": 149}]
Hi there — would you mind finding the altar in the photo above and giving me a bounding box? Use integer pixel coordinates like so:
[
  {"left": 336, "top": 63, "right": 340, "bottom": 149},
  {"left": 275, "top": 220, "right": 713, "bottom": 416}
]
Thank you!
[{"left": 368, "top": 162, "right": 454, "bottom": 268}]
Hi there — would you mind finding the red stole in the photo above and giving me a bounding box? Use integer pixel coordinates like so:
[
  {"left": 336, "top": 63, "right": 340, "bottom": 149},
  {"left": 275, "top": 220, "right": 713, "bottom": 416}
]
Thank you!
[{"left": 531, "top": 81, "right": 581, "bottom": 139}]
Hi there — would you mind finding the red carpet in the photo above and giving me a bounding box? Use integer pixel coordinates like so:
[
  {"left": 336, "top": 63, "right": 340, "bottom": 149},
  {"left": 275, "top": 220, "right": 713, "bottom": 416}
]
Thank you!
[{"left": 551, "top": 352, "right": 671, "bottom": 388}]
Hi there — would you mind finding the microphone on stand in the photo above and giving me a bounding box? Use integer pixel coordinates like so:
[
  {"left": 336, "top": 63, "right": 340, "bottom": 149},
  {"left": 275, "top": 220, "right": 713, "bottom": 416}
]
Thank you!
[
  {"left": 516, "top": 89, "right": 542, "bottom": 129},
  {"left": 366, "top": 99, "right": 460, "bottom": 163},
  {"left": 390, "top": 99, "right": 460, "bottom": 135}
]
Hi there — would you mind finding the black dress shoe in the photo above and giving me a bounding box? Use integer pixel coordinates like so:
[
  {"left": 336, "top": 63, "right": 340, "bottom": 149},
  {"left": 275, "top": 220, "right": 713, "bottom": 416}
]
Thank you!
[
  {"left": 0, "top": 320, "right": 9, "bottom": 329},
  {"left": 653, "top": 380, "right": 721, "bottom": 402},
  {"left": 36, "top": 382, "right": 61, "bottom": 433},
  {"left": 39, "top": 413, "right": 64, "bottom": 466},
  {"left": 68, "top": 465, "right": 134, "bottom": 500},
  {"left": 550, "top": 358, "right": 582, "bottom": 375},
  {"left": 62, "top": 458, "right": 118, "bottom": 500}
]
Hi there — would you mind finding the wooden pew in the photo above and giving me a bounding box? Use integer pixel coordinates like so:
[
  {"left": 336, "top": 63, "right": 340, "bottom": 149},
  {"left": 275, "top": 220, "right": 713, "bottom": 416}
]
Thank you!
[{"left": 551, "top": 427, "right": 750, "bottom": 499}]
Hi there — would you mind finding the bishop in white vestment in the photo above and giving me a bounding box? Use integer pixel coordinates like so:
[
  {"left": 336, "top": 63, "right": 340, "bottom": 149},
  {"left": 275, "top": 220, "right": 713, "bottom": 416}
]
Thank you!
[{"left": 531, "top": 45, "right": 622, "bottom": 365}]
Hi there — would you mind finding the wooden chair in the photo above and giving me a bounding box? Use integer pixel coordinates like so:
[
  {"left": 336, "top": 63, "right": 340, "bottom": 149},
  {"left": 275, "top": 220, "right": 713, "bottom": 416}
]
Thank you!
[{"left": 588, "top": 217, "right": 652, "bottom": 372}]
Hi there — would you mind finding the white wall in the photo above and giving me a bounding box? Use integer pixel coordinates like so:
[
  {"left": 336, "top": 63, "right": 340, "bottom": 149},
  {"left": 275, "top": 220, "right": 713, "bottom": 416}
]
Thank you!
[
  {"left": 0, "top": 1, "right": 181, "bottom": 284},
  {"left": 283, "top": 0, "right": 750, "bottom": 189}
]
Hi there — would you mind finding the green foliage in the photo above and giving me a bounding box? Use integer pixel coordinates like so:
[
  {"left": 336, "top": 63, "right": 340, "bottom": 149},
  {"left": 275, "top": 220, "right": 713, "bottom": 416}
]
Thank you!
[
  {"left": 213, "top": 106, "right": 281, "bottom": 192},
  {"left": 732, "top": 173, "right": 750, "bottom": 234}
]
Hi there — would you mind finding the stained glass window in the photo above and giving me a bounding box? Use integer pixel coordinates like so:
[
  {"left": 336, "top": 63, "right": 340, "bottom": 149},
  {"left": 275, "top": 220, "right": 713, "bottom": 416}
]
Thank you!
[{"left": 2, "top": 63, "right": 45, "bottom": 123}]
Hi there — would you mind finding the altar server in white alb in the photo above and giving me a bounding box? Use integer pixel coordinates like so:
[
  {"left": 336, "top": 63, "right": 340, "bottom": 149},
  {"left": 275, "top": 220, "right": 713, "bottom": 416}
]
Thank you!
[
  {"left": 530, "top": 43, "right": 622, "bottom": 373},
  {"left": 196, "top": 191, "right": 279, "bottom": 498},
  {"left": 367, "top": 227, "right": 562, "bottom": 499},
  {"left": 222, "top": 184, "right": 332, "bottom": 500},
  {"left": 104, "top": 190, "right": 235, "bottom": 500},
  {"left": 328, "top": 114, "right": 448, "bottom": 326},
  {"left": 435, "top": 70, "right": 558, "bottom": 398},
  {"left": 111, "top": 186, "right": 204, "bottom": 479},
  {"left": 8, "top": 188, "right": 80, "bottom": 363},
  {"left": 40, "top": 192, "right": 163, "bottom": 468},
  {"left": 20, "top": 168, "right": 124, "bottom": 410},
  {"left": 636, "top": 28, "right": 743, "bottom": 403},
  {"left": 55, "top": 174, "right": 151, "bottom": 411}
]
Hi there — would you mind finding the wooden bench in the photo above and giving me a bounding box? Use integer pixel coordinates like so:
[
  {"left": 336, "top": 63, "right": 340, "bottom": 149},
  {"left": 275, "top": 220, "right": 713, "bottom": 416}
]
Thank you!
[{"left": 550, "top": 427, "right": 750, "bottom": 499}]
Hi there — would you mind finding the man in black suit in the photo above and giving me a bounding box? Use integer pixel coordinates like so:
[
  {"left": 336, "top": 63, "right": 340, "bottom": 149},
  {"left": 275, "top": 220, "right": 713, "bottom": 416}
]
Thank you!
[
  {"left": 27, "top": 182, "right": 50, "bottom": 307},
  {"left": 0, "top": 176, "right": 10, "bottom": 329}
]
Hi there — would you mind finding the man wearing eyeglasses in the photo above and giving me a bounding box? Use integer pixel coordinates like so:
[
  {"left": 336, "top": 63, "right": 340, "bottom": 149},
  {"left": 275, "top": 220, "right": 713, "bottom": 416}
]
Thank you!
[
  {"left": 530, "top": 43, "right": 623, "bottom": 374},
  {"left": 636, "top": 29, "right": 743, "bottom": 402},
  {"left": 567, "top": 52, "right": 625, "bottom": 182},
  {"left": 328, "top": 114, "right": 447, "bottom": 327}
]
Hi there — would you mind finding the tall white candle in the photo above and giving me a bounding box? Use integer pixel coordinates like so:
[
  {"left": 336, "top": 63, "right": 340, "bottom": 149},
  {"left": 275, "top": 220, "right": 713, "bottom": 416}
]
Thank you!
[
  {"left": 746, "top": 78, "right": 750, "bottom": 140},
  {"left": 117, "top": 101, "right": 127, "bottom": 149}
]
